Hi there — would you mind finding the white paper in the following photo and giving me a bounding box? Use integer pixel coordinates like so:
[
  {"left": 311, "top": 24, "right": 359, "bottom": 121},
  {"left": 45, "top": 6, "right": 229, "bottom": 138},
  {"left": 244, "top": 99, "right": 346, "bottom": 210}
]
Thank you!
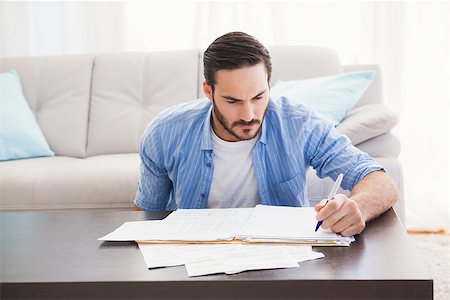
[
  {"left": 237, "top": 205, "right": 355, "bottom": 243},
  {"left": 184, "top": 245, "right": 300, "bottom": 277},
  {"left": 98, "top": 208, "right": 253, "bottom": 242},
  {"left": 138, "top": 244, "right": 324, "bottom": 268},
  {"left": 138, "top": 243, "right": 324, "bottom": 276},
  {"left": 243, "top": 245, "right": 325, "bottom": 263},
  {"left": 221, "top": 245, "right": 324, "bottom": 274},
  {"left": 99, "top": 206, "right": 353, "bottom": 245},
  {"left": 138, "top": 244, "right": 200, "bottom": 268},
  {"left": 97, "top": 220, "right": 162, "bottom": 241},
  {"left": 286, "top": 246, "right": 325, "bottom": 263},
  {"left": 152, "top": 208, "right": 254, "bottom": 241},
  {"left": 138, "top": 244, "right": 245, "bottom": 268},
  {"left": 138, "top": 244, "right": 247, "bottom": 269}
]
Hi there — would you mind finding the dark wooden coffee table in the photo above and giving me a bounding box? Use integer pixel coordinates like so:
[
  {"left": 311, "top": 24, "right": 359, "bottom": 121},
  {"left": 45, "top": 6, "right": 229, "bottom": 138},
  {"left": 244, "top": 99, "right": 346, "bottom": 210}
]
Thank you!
[{"left": 0, "top": 208, "right": 432, "bottom": 299}]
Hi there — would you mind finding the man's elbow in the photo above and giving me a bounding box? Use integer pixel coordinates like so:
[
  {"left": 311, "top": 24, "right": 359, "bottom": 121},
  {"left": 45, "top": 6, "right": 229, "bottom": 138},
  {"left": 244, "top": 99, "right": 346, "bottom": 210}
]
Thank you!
[
  {"left": 391, "top": 182, "right": 400, "bottom": 207},
  {"left": 385, "top": 172, "right": 399, "bottom": 208},
  {"left": 133, "top": 205, "right": 142, "bottom": 211}
]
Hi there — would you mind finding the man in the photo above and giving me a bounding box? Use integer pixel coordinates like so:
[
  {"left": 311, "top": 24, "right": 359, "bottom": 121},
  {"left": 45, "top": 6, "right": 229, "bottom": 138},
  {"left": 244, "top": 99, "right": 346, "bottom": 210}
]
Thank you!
[{"left": 134, "top": 32, "right": 398, "bottom": 237}]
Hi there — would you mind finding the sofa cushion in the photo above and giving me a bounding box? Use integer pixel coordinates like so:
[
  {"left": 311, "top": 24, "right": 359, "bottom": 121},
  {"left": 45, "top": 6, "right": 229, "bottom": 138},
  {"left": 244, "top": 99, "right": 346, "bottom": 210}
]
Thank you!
[
  {"left": 0, "top": 55, "right": 94, "bottom": 157},
  {"left": 0, "top": 70, "right": 54, "bottom": 161},
  {"left": 87, "top": 50, "right": 200, "bottom": 156},
  {"left": 337, "top": 103, "right": 398, "bottom": 145},
  {"left": 270, "top": 71, "right": 375, "bottom": 125},
  {"left": 0, "top": 154, "right": 139, "bottom": 209}
]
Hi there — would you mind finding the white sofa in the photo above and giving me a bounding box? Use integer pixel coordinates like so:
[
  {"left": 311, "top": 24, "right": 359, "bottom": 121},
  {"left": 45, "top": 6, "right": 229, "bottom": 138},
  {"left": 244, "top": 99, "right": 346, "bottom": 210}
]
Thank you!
[{"left": 0, "top": 46, "right": 404, "bottom": 222}]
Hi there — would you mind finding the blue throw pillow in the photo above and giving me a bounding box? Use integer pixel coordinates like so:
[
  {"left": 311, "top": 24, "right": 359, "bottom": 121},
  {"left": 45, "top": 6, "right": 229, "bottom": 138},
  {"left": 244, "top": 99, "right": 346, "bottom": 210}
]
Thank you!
[
  {"left": 270, "top": 71, "right": 375, "bottom": 125},
  {"left": 0, "top": 70, "right": 54, "bottom": 161}
]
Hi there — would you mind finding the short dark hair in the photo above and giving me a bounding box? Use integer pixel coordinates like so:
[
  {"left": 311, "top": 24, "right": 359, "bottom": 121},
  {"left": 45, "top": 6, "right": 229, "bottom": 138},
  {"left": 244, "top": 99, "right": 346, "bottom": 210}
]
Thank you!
[{"left": 203, "top": 32, "right": 272, "bottom": 90}]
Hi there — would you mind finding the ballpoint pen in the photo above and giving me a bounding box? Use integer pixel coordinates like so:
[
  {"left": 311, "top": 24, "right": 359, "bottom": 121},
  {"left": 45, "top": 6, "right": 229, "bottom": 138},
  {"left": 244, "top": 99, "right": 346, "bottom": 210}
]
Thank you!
[{"left": 315, "top": 173, "right": 344, "bottom": 232}]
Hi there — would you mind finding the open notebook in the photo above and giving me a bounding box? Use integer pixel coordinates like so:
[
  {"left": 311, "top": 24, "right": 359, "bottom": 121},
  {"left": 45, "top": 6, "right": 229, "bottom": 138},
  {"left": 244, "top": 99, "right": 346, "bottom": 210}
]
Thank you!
[{"left": 98, "top": 205, "right": 355, "bottom": 246}]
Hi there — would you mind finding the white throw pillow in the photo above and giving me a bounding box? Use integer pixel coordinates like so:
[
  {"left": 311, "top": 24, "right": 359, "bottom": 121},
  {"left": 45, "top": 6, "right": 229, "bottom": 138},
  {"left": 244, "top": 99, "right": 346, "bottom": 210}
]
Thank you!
[{"left": 336, "top": 104, "right": 398, "bottom": 145}]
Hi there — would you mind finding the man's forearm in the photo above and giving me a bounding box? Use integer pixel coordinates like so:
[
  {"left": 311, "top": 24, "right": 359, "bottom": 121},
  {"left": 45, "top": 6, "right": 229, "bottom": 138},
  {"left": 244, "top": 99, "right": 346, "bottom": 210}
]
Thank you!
[{"left": 349, "top": 170, "right": 399, "bottom": 223}]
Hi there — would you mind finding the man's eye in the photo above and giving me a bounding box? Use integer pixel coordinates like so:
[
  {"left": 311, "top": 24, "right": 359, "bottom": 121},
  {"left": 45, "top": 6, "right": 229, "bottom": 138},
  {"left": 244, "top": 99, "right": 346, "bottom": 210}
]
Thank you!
[
  {"left": 254, "top": 96, "right": 263, "bottom": 100},
  {"left": 227, "top": 100, "right": 238, "bottom": 104}
]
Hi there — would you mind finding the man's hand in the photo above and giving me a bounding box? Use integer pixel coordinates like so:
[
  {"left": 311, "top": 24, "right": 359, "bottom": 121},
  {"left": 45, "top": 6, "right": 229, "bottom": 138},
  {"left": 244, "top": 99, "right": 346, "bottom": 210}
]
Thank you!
[{"left": 314, "top": 194, "right": 366, "bottom": 237}]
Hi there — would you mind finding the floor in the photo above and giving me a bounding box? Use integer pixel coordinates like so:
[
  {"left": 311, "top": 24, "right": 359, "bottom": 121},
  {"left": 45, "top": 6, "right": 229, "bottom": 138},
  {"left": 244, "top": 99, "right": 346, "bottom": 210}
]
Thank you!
[{"left": 408, "top": 233, "right": 450, "bottom": 300}]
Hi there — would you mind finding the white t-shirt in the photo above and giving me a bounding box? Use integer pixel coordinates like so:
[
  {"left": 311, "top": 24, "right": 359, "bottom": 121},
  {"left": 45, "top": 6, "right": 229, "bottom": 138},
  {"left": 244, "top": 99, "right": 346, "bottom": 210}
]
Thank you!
[{"left": 207, "top": 129, "right": 261, "bottom": 208}]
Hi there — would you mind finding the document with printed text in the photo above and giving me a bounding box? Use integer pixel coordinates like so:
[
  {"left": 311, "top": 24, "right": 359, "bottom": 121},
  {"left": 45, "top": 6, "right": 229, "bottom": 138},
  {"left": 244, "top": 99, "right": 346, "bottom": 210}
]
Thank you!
[
  {"left": 97, "top": 206, "right": 335, "bottom": 277},
  {"left": 99, "top": 205, "right": 355, "bottom": 246}
]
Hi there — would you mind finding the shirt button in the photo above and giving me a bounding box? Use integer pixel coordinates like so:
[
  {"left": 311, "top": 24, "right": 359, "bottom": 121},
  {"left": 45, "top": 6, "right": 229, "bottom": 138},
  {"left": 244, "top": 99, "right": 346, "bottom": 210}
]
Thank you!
[
  {"left": 206, "top": 163, "right": 211, "bottom": 167},
  {"left": 201, "top": 193, "right": 206, "bottom": 198}
]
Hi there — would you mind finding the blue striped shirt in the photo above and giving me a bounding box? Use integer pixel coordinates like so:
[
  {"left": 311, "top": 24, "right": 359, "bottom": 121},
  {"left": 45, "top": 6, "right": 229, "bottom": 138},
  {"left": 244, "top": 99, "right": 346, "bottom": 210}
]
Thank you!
[{"left": 134, "top": 98, "right": 383, "bottom": 210}]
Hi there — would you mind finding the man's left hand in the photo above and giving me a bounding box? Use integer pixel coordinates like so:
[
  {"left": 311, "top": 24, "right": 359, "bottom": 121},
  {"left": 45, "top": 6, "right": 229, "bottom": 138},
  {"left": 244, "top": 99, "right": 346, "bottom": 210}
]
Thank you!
[{"left": 314, "top": 194, "right": 366, "bottom": 237}]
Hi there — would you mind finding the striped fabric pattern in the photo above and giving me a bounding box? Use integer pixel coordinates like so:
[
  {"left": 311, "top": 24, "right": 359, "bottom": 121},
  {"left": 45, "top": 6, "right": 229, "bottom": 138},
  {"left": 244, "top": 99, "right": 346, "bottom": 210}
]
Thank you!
[{"left": 134, "top": 97, "right": 383, "bottom": 211}]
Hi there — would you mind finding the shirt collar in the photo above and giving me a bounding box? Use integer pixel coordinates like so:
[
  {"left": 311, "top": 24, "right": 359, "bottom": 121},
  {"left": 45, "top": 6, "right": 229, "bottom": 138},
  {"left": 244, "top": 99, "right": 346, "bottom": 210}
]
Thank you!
[
  {"left": 257, "top": 99, "right": 273, "bottom": 145},
  {"left": 258, "top": 116, "right": 268, "bottom": 145},
  {"left": 200, "top": 104, "right": 214, "bottom": 150}
]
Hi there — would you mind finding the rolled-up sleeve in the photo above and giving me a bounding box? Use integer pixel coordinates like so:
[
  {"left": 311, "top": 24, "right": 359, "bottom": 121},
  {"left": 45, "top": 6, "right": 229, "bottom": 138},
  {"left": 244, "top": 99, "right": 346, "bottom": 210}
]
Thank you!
[
  {"left": 303, "top": 114, "right": 384, "bottom": 191},
  {"left": 134, "top": 124, "right": 172, "bottom": 210}
]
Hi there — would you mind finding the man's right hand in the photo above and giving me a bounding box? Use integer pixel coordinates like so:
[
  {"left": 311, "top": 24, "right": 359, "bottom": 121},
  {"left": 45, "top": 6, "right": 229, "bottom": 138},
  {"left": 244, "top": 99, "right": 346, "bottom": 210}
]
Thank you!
[{"left": 314, "top": 194, "right": 366, "bottom": 237}]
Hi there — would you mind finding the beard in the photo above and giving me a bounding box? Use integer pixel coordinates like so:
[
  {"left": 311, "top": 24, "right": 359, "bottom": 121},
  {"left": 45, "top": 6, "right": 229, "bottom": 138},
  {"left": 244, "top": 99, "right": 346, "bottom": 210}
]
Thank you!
[{"left": 212, "top": 97, "right": 267, "bottom": 141}]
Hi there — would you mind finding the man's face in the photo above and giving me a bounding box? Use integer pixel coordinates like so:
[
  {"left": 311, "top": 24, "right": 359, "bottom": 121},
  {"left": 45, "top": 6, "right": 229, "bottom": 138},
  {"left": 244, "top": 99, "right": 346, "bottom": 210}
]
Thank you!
[{"left": 203, "top": 63, "right": 270, "bottom": 142}]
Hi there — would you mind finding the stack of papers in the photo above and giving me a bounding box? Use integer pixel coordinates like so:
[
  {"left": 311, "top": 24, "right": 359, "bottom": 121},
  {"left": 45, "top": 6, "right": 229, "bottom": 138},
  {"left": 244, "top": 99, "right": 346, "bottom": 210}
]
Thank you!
[
  {"left": 99, "top": 205, "right": 354, "bottom": 246},
  {"left": 236, "top": 205, "right": 355, "bottom": 245},
  {"left": 98, "top": 205, "right": 355, "bottom": 276},
  {"left": 138, "top": 243, "right": 324, "bottom": 277}
]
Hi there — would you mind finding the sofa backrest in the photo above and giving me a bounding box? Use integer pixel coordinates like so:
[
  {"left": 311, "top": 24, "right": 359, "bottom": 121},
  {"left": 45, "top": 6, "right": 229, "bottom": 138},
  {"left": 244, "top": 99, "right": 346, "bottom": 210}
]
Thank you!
[
  {"left": 86, "top": 50, "right": 199, "bottom": 156},
  {"left": 0, "top": 46, "right": 383, "bottom": 157},
  {"left": 0, "top": 55, "right": 93, "bottom": 157}
]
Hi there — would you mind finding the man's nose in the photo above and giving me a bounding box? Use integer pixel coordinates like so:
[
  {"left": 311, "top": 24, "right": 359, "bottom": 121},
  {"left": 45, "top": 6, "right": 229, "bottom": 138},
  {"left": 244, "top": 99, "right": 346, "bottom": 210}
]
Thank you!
[{"left": 240, "top": 102, "right": 255, "bottom": 122}]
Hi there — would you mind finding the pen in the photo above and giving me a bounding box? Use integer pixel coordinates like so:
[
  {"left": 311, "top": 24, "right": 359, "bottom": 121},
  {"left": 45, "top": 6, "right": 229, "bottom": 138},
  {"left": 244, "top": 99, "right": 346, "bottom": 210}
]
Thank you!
[{"left": 315, "top": 173, "right": 344, "bottom": 232}]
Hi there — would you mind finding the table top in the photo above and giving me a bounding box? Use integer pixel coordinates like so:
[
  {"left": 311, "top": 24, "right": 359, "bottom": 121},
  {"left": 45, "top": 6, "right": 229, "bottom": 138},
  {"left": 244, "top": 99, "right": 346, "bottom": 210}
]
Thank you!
[{"left": 0, "top": 208, "right": 430, "bottom": 282}]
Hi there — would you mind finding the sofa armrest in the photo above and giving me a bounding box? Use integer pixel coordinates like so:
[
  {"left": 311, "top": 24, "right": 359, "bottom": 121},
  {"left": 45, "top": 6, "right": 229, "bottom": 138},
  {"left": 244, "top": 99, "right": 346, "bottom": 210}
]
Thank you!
[
  {"left": 337, "top": 103, "right": 398, "bottom": 145},
  {"left": 356, "top": 133, "right": 401, "bottom": 158}
]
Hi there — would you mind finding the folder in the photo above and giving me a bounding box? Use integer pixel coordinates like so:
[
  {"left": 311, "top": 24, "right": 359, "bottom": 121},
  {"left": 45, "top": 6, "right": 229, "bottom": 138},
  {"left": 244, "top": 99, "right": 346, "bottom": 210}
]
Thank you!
[
  {"left": 100, "top": 205, "right": 355, "bottom": 246},
  {"left": 235, "top": 205, "right": 355, "bottom": 245}
]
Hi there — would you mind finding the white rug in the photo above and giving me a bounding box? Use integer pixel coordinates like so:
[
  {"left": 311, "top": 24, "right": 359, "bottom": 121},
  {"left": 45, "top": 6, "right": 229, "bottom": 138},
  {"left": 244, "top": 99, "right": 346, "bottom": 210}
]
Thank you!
[{"left": 408, "top": 234, "right": 450, "bottom": 300}]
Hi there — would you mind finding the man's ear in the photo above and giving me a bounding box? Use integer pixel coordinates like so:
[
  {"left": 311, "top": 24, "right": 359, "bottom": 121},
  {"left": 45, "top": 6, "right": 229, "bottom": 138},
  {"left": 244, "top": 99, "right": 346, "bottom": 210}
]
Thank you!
[{"left": 203, "top": 80, "right": 213, "bottom": 101}]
